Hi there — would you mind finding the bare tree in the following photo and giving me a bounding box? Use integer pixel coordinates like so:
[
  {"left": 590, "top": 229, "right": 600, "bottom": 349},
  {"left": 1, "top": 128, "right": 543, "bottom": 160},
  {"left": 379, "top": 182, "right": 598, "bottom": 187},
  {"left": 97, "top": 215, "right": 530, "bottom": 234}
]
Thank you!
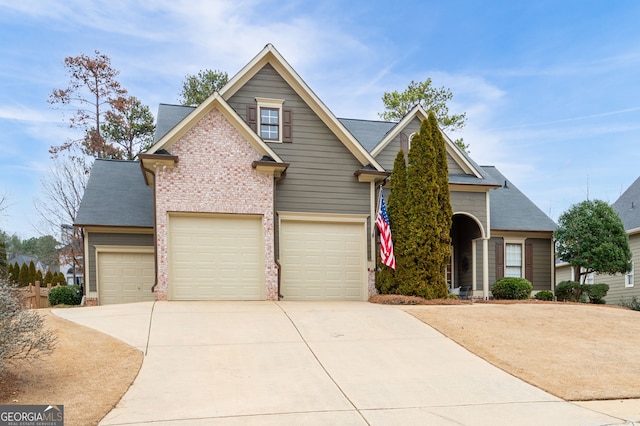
[
  {"left": 34, "top": 157, "right": 89, "bottom": 280},
  {"left": 49, "top": 51, "right": 127, "bottom": 159}
]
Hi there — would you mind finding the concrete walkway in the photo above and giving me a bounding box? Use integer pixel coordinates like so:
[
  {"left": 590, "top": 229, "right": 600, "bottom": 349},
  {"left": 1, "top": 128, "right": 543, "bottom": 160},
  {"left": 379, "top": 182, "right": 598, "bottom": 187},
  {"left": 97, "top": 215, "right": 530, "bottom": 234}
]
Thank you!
[{"left": 54, "top": 301, "right": 634, "bottom": 425}]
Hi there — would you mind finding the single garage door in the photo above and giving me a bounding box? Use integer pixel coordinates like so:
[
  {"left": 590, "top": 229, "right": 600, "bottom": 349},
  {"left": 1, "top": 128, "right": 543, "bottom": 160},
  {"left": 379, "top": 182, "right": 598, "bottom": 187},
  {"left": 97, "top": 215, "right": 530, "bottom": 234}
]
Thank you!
[
  {"left": 280, "top": 220, "right": 367, "bottom": 300},
  {"left": 169, "top": 214, "right": 264, "bottom": 300},
  {"left": 98, "top": 251, "right": 155, "bottom": 305}
]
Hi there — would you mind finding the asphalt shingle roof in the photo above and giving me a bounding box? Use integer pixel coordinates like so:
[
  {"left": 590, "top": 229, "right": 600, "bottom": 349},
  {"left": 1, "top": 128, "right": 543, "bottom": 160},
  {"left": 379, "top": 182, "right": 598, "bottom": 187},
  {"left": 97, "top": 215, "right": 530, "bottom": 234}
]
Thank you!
[
  {"left": 338, "top": 118, "right": 396, "bottom": 152},
  {"left": 75, "top": 159, "right": 153, "bottom": 227},
  {"left": 482, "top": 166, "right": 556, "bottom": 232},
  {"left": 154, "top": 104, "right": 195, "bottom": 142},
  {"left": 612, "top": 176, "right": 640, "bottom": 231}
]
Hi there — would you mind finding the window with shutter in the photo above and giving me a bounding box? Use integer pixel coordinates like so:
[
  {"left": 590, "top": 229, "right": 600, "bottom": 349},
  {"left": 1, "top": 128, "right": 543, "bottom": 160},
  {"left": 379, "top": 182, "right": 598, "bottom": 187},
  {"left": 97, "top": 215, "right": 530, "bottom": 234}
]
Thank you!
[{"left": 253, "top": 98, "right": 290, "bottom": 143}]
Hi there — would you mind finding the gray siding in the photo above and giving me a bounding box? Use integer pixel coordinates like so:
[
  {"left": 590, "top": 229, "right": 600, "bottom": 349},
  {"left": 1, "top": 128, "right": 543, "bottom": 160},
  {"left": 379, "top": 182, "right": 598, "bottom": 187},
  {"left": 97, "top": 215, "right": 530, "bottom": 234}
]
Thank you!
[
  {"left": 597, "top": 233, "right": 640, "bottom": 304},
  {"left": 227, "top": 64, "right": 372, "bottom": 258},
  {"left": 374, "top": 117, "right": 422, "bottom": 170},
  {"left": 86, "top": 232, "right": 154, "bottom": 292},
  {"left": 447, "top": 155, "right": 465, "bottom": 175},
  {"left": 450, "top": 191, "right": 488, "bottom": 236}
]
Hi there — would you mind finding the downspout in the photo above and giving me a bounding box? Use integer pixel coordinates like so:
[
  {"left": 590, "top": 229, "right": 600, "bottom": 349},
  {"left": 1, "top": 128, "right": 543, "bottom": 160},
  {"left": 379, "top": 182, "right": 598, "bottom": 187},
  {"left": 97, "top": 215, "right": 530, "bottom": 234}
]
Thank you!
[
  {"left": 142, "top": 163, "right": 159, "bottom": 294},
  {"left": 274, "top": 172, "right": 286, "bottom": 299}
]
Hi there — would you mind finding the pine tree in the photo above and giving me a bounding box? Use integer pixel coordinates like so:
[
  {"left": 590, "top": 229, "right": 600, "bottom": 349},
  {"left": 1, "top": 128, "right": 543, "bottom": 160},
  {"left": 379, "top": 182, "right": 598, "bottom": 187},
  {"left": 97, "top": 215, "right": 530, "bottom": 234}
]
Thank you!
[
  {"left": 18, "top": 263, "right": 29, "bottom": 287},
  {"left": 28, "top": 261, "right": 36, "bottom": 286},
  {"left": 376, "top": 149, "right": 410, "bottom": 294},
  {"left": 35, "top": 269, "right": 43, "bottom": 284},
  {"left": 399, "top": 112, "right": 452, "bottom": 298},
  {"left": 0, "top": 242, "right": 7, "bottom": 278},
  {"left": 44, "top": 270, "right": 53, "bottom": 285},
  {"left": 429, "top": 112, "right": 453, "bottom": 295}
]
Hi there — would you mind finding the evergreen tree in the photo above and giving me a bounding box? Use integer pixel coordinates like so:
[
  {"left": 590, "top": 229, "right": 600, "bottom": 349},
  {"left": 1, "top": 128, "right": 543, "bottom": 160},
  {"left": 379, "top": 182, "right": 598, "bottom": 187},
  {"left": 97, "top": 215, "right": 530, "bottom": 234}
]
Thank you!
[
  {"left": 430, "top": 112, "right": 453, "bottom": 293},
  {"left": 376, "top": 149, "right": 409, "bottom": 294},
  {"left": 400, "top": 112, "right": 452, "bottom": 298},
  {"left": 0, "top": 242, "right": 6, "bottom": 278},
  {"left": 44, "top": 270, "right": 53, "bottom": 285},
  {"left": 18, "top": 263, "right": 29, "bottom": 287},
  {"left": 28, "top": 261, "right": 36, "bottom": 286},
  {"left": 35, "top": 270, "right": 43, "bottom": 284},
  {"left": 12, "top": 262, "right": 20, "bottom": 283}
]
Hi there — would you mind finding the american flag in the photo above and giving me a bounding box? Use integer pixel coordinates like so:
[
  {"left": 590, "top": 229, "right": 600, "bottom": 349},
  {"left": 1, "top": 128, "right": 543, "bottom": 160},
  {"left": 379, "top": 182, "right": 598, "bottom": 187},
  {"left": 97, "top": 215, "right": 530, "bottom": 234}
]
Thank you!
[{"left": 376, "top": 192, "right": 396, "bottom": 270}]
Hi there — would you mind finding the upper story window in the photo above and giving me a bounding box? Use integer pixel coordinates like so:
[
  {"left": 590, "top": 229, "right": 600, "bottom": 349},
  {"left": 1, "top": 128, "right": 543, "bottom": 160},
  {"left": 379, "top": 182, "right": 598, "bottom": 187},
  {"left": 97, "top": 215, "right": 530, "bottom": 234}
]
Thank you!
[
  {"left": 260, "top": 108, "right": 279, "bottom": 140},
  {"left": 247, "top": 98, "right": 292, "bottom": 143}
]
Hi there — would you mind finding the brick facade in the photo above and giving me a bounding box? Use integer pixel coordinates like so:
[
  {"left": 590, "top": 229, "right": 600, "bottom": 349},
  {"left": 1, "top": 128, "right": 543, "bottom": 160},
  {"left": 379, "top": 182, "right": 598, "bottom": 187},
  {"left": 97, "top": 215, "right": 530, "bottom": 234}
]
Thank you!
[{"left": 153, "top": 109, "right": 278, "bottom": 301}]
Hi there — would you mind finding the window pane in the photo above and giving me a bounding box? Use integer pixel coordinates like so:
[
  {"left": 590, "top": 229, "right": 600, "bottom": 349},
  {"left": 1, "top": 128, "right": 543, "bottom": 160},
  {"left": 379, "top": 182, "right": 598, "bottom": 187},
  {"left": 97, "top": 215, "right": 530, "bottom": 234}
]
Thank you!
[
  {"left": 505, "top": 243, "right": 522, "bottom": 278},
  {"left": 260, "top": 108, "right": 279, "bottom": 139}
]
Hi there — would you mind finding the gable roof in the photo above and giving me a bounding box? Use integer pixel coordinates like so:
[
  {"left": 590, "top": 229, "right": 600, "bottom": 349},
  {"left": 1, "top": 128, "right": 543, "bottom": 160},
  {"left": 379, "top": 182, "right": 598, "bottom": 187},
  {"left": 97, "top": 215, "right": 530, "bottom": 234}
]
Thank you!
[
  {"left": 154, "top": 104, "right": 194, "bottom": 143},
  {"left": 483, "top": 166, "right": 556, "bottom": 232},
  {"left": 338, "top": 118, "right": 395, "bottom": 152},
  {"left": 75, "top": 159, "right": 153, "bottom": 228},
  {"left": 146, "top": 93, "right": 284, "bottom": 163},
  {"left": 219, "top": 43, "right": 384, "bottom": 171},
  {"left": 612, "top": 176, "right": 640, "bottom": 231}
]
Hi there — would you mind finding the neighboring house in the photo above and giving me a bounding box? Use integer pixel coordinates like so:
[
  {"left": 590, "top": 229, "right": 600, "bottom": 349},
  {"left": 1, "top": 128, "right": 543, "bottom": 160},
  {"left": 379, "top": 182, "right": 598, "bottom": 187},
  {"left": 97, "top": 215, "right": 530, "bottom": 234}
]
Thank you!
[
  {"left": 75, "top": 44, "right": 556, "bottom": 305},
  {"left": 8, "top": 254, "right": 48, "bottom": 275},
  {"left": 557, "top": 177, "right": 640, "bottom": 304}
]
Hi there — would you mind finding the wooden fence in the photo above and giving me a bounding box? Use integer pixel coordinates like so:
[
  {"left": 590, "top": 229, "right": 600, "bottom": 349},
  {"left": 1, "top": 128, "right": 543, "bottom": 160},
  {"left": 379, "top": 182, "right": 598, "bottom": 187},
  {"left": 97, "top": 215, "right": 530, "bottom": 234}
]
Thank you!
[{"left": 20, "top": 281, "right": 58, "bottom": 309}]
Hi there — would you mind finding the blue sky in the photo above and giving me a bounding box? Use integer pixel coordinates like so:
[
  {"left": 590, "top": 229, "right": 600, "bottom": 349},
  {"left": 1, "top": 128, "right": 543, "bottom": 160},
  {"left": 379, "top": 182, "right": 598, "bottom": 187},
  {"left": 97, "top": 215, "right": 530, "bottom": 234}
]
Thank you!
[{"left": 2, "top": 1, "right": 640, "bottom": 239}]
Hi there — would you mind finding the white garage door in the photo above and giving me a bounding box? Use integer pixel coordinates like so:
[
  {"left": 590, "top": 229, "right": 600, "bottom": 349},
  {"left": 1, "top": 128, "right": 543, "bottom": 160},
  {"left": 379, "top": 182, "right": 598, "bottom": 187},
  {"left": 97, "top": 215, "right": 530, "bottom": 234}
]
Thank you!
[
  {"left": 169, "top": 214, "right": 264, "bottom": 300},
  {"left": 98, "top": 251, "right": 155, "bottom": 305},
  {"left": 280, "top": 220, "right": 367, "bottom": 300}
]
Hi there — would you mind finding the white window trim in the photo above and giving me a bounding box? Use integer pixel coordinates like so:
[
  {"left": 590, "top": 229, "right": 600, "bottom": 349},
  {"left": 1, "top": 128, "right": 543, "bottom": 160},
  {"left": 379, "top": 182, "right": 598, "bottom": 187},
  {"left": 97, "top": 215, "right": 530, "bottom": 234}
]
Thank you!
[
  {"left": 256, "top": 97, "right": 285, "bottom": 142},
  {"left": 626, "top": 262, "right": 635, "bottom": 287},
  {"left": 504, "top": 239, "right": 525, "bottom": 278}
]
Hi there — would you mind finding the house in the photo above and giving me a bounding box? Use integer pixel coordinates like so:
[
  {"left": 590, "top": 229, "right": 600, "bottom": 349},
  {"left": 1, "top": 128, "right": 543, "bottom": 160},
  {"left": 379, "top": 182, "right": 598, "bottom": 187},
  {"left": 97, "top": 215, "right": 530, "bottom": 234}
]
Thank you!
[
  {"left": 8, "top": 254, "right": 48, "bottom": 275},
  {"left": 556, "top": 177, "right": 640, "bottom": 304},
  {"left": 75, "top": 44, "right": 556, "bottom": 305}
]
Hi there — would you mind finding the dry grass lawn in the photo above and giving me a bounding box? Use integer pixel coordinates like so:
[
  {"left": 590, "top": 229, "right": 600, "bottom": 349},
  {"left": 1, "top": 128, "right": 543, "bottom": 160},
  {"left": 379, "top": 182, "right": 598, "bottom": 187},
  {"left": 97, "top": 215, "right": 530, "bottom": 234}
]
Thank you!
[
  {"left": 403, "top": 301, "right": 640, "bottom": 401},
  {"left": 2, "top": 300, "right": 639, "bottom": 425},
  {"left": 0, "top": 310, "right": 143, "bottom": 426}
]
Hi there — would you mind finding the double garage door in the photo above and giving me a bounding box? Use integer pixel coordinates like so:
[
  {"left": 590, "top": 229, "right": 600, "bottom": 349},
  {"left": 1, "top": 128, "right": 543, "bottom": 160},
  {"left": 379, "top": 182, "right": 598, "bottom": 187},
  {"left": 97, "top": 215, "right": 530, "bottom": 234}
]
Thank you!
[{"left": 98, "top": 251, "right": 156, "bottom": 305}]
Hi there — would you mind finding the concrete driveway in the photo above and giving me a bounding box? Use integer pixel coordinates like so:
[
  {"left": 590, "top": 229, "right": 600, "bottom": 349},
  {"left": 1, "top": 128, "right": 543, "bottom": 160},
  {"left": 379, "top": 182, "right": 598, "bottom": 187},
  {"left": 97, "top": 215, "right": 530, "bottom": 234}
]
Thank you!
[{"left": 54, "top": 301, "right": 626, "bottom": 425}]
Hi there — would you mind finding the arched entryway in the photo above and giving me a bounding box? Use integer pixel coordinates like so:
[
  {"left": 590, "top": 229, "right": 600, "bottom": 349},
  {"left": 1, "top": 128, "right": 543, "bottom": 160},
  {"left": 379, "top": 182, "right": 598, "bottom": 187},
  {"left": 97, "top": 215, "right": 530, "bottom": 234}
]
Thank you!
[{"left": 449, "top": 213, "right": 484, "bottom": 293}]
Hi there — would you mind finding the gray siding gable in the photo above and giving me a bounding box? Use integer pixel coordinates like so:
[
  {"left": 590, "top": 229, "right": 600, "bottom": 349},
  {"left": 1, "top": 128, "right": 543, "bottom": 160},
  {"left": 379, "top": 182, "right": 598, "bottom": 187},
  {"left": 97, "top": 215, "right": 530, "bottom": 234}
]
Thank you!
[
  {"left": 75, "top": 159, "right": 153, "bottom": 228},
  {"left": 484, "top": 166, "right": 556, "bottom": 232}
]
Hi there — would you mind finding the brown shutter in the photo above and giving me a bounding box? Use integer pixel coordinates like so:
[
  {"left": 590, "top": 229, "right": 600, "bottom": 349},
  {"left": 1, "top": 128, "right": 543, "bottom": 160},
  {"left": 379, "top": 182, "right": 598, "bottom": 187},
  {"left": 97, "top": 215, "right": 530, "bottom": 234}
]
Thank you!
[
  {"left": 495, "top": 242, "right": 504, "bottom": 280},
  {"left": 247, "top": 105, "right": 257, "bottom": 132},
  {"left": 282, "top": 108, "right": 293, "bottom": 143},
  {"left": 400, "top": 132, "right": 409, "bottom": 165},
  {"left": 525, "top": 243, "right": 533, "bottom": 282}
]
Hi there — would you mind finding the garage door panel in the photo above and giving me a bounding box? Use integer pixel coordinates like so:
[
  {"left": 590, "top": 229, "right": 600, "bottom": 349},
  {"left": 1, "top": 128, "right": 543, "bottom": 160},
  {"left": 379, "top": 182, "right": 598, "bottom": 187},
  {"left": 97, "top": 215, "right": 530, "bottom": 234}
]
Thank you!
[
  {"left": 98, "top": 251, "right": 155, "bottom": 305},
  {"left": 169, "top": 215, "right": 263, "bottom": 300},
  {"left": 280, "top": 220, "right": 366, "bottom": 301}
]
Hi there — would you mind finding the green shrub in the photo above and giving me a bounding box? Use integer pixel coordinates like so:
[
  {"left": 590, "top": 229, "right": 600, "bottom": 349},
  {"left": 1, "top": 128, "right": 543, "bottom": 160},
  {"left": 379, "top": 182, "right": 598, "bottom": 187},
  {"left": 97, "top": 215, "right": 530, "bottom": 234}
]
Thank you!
[
  {"left": 619, "top": 296, "right": 640, "bottom": 311},
  {"left": 535, "top": 290, "right": 554, "bottom": 301},
  {"left": 492, "top": 277, "right": 533, "bottom": 300},
  {"left": 555, "top": 281, "right": 584, "bottom": 302},
  {"left": 48, "top": 285, "right": 82, "bottom": 306},
  {"left": 584, "top": 283, "right": 609, "bottom": 304}
]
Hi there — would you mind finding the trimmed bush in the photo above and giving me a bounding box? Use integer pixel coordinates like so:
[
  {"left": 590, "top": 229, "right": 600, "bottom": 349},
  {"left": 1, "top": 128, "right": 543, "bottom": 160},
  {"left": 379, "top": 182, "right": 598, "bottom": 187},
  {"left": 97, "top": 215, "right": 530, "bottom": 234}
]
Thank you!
[
  {"left": 584, "top": 283, "right": 609, "bottom": 304},
  {"left": 48, "top": 285, "right": 82, "bottom": 306},
  {"left": 492, "top": 277, "right": 533, "bottom": 300},
  {"left": 619, "top": 296, "right": 640, "bottom": 311},
  {"left": 535, "top": 290, "right": 554, "bottom": 301},
  {"left": 555, "top": 281, "right": 584, "bottom": 302}
]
